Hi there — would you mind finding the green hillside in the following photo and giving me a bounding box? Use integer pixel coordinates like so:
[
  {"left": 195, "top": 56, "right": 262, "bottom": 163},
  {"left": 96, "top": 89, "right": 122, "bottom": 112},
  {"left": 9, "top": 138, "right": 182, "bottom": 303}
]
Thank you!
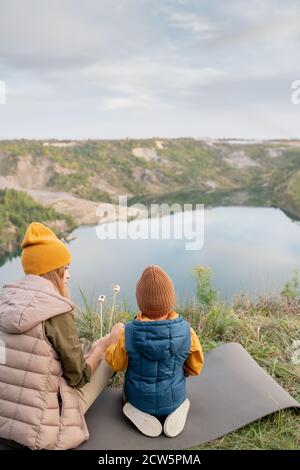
[
  {"left": 0, "top": 138, "right": 300, "bottom": 259},
  {"left": 0, "top": 189, "right": 75, "bottom": 262}
]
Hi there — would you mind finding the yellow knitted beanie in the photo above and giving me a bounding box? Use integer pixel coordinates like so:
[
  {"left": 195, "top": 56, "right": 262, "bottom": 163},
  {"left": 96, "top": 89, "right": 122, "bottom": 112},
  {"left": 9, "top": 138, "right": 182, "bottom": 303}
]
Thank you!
[
  {"left": 21, "top": 222, "right": 71, "bottom": 275},
  {"left": 136, "top": 265, "right": 176, "bottom": 318}
]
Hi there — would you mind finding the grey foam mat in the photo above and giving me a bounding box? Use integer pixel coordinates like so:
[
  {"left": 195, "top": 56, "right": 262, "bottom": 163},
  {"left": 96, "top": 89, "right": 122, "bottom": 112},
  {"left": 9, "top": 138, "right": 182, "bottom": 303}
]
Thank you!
[{"left": 1, "top": 343, "right": 299, "bottom": 450}]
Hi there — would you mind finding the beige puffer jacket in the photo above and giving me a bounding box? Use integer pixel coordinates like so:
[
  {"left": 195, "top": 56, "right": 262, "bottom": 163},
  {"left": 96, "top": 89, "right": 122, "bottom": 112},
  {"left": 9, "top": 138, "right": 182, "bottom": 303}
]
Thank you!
[{"left": 0, "top": 275, "right": 89, "bottom": 450}]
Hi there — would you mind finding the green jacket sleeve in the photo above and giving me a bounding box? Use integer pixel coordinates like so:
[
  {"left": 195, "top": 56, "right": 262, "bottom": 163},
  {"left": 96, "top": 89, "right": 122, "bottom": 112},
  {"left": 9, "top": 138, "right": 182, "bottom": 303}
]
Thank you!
[{"left": 44, "top": 312, "right": 92, "bottom": 389}]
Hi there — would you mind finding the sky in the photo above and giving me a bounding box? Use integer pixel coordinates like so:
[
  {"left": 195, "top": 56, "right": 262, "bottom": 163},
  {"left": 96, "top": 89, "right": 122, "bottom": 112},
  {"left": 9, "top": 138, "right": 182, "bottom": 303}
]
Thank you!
[{"left": 0, "top": 0, "right": 299, "bottom": 140}]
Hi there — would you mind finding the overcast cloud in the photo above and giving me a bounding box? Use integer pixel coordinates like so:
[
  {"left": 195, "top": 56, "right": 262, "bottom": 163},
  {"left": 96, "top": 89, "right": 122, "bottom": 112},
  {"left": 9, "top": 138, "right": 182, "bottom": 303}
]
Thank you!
[{"left": 0, "top": 0, "right": 299, "bottom": 139}]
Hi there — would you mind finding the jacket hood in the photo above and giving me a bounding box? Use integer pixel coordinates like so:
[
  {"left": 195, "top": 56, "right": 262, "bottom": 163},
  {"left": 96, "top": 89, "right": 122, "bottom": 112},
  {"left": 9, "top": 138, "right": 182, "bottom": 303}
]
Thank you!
[
  {"left": 0, "top": 274, "right": 74, "bottom": 334},
  {"left": 131, "top": 316, "right": 188, "bottom": 360}
]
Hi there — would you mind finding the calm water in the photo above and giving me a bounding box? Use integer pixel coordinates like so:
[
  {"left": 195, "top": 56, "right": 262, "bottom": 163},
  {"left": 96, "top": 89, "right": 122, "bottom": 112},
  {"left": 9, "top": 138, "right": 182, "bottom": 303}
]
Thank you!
[{"left": 1, "top": 206, "right": 300, "bottom": 308}]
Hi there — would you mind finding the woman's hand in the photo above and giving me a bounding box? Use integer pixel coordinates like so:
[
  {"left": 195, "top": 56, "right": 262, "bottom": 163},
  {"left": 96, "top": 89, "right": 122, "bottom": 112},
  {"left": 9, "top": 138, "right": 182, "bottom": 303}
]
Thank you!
[
  {"left": 93, "top": 334, "right": 111, "bottom": 350},
  {"left": 84, "top": 324, "right": 124, "bottom": 375},
  {"left": 83, "top": 334, "right": 110, "bottom": 358},
  {"left": 85, "top": 334, "right": 111, "bottom": 374},
  {"left": 110, "top": 322, "right": 125, "bottom": 344}
]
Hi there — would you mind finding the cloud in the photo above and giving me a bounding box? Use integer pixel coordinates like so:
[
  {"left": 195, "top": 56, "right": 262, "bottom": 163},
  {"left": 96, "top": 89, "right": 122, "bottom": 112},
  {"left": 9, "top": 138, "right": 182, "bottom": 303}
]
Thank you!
[
  {"left": 101, "top": 95, "right": 152, "bottom": 111},
  {"left": 0, "top": 0, "right": 299, "bottom": 138},
  {"left": 167, "top": 12, "right": 216, "bottom": 36}
]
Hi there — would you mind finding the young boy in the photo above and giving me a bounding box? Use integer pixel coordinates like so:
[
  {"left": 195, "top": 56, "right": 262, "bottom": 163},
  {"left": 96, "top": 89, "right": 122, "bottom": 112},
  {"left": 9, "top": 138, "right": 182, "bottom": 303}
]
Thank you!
[{"left": 105, "top": 265, "right": 204, "bottom": 438}]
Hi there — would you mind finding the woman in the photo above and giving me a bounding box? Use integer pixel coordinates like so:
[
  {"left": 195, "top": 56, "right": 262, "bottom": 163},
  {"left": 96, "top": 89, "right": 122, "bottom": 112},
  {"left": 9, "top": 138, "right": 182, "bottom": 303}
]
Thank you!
[{"left": 0, "top": 222, "right": 114, "bottom": 450}]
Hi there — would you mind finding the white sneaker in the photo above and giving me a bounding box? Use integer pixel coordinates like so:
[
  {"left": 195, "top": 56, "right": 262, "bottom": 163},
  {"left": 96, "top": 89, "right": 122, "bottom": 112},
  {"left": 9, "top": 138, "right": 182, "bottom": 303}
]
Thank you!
[
  {"left": 123, "top": 403, "right": 163, "bottom": 437},
  {"left": 163, "top": 399, "right": 190, "bottom": 438}
]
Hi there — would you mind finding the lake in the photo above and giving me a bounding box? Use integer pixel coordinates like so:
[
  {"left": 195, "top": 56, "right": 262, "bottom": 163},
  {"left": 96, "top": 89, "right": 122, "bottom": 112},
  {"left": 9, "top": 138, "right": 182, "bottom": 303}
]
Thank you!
[{"left": 0, "top": 206, "right": 300, "bottom": 309}]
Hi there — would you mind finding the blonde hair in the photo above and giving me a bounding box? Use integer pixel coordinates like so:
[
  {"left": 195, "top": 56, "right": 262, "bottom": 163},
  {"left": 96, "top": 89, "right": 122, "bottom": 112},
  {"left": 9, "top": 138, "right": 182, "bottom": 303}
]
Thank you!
[{"left": 41, "top": 266, "right": 70, "bottom": 299}]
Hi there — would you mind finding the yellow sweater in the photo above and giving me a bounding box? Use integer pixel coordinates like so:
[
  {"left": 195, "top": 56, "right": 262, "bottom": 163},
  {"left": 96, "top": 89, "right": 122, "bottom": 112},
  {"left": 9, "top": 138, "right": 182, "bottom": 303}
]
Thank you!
[{"left": 105, "top": 311, "right": 204, "bottom": 376}]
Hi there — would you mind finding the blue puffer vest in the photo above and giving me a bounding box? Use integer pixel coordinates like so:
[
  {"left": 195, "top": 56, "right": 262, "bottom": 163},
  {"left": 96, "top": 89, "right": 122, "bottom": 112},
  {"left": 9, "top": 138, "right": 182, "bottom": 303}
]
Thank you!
[{"left": 124, "top": 315, "right": 191, "bottom": 416}]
